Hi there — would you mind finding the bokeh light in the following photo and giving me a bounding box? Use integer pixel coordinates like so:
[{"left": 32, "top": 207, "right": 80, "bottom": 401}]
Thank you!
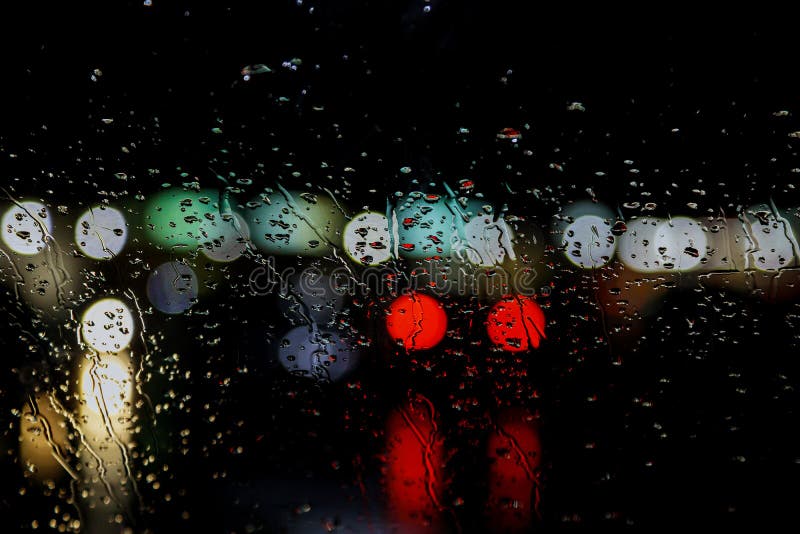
[
  {"left": 246, "top": 190, "right": 346, "bottom": 256},
  {"left": 486, "top": 295, "right": 546, "bottom": 352},
  {"left": 741, "top": 204, "right": 799, "bottom": 272},
  {"left": 277, "top": 326, "right": 360, "bottom": 382},
  {"left": 200, "top": 212, "right": 251, "bottom": 262},
  {"left": 75, "top": 205, "right": 128, "bottom": 259},
  {"left": 79, "top": 351, "right": 134, "bottom": 417},
  {"left": 453, "top": 201, "right": 516, "bottom": 267},
  {"left": 618, "top": 217, "right": 663, "bottom": 272},
  {"left": 81, "top": 297, "right": 135, "bottom": 353},
  {"left": 1, "top": 200, "right": 53, "bottom": 255},
  {"left": 343, "top": 211, "right": 392, "bottom": 265},
  {"left": 394, "top": 192, "right": 453, "bottom": 259},
  {"left": 142, "top": 188, "right": 244, "bottom": 253},
  {"left": 554, "top": 201, "right": 617, "bottom": 269},
  {"left": 619, "top": 216, "right": 708, "bottom": 272},
  {"left": 700, "top": 218, "right": 740, "bottom": 272},
  {"left": 146, "top": 261, "right": 199, "bottom": 314},
  {"left": 652, "top": 216, "right": 707, "bottom": 272},
  {"left": 562, "top": 214, "right": 616, "bottom": 268},
  {"left": 385, "top": 292, "right": 447, "bottom": 350}
]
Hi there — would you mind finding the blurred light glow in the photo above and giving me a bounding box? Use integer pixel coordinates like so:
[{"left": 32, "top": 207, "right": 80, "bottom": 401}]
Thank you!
[
  {"left": 277, "top": 272, "right": 346, "bottom": 326},
  {"left": 394, "top": 192, "right": 453, "bottom": 259},
  {"left": 741, "top": 204, "right": 798, "bottom": 272},
  {"left": 146, "top": 261, "right": 198, "bottom": 314},
  {"left": 277, "top": 326, "right": 360, "bottom": 382},
  {"left": 652, "top": 216, "right": 707, "bottom": 272},
  {"left": 75, "top": 205, "right": 128, "bottom": 259},
  {"left": 486, "top": 295, "right": 546, "bottom": 352},
  {"left": 143, "top": 188, "right": 246, "bottom": 255},
  {"left": 200, "top": 212, "right": 251, "bottom": 262},
  {"left": 81, "top": 298, "right": 135, "bottom": 353},
  {"left": 79, "top": 352, "right": 134, "bottom": 417},
  {"left": 385, "top": 292, "right": 447, "bottom": 350},
  {"left": 1, "top": 201, "right": 52, "bottom": 255},
  {"left": 553, "top": 201, "right": 617, "bottom": 269},
  {"left": 486, "top": 408, "right": 542, "bottom": 532},
  {"left": 619, "top": 216, "right": 708, "bottom": 272},
  {"left": 19, "top": 394, "right": 70, "bottom": 481},
  {"left": 247, "top": 190, "right": 346, "bottom": 256},
  {"left": 700, "top": 218, "right": 740, "bottom": 272},
  {"left": 618, "top": 218, "right": 661, "bottom": 272},
  {"left": 344, "top": 212, "right": 391, "bottom": 265},
  {"left": 562, "top": 214, "right": 616, "bottom": 268},
  {"left": 453, "top": 202, "right": 516, "bottom": 267},
  {"left": 384, "top": 394, "right": 446, "bottom": 530}
]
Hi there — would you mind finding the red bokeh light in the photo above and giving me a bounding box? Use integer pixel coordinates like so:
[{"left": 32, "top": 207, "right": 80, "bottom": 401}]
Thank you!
[
  {"left": 486, "top": 295, "right": 546, "bottom": 352},
  {"left": 383, "top": 393, "right": 447, "bottom": 529},
  {"left": 385, "top": 292, "right": 448, "bottom": 351},
  {"left": 486, "top": 408, "right": 542, "bottom": 532}
]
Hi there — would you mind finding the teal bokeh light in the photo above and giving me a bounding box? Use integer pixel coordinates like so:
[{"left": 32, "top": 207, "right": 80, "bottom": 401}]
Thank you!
[
  {"left": 394, "top": 192, "right": 454, "bottom": 260},
  {"left": 141, "top": 188, "right": 244, "bottom": 256},
  {"left": 246, "top": 190, "right": 346, "bottom": 256}
]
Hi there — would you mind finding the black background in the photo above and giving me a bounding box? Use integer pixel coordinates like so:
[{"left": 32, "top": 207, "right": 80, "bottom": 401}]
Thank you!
[{"left": 2, "top": 2, "right": 800, "bottom": 532}]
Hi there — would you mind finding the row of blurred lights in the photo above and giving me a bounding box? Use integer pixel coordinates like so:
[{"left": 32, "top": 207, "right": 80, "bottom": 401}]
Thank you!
[
  {"left": 4, "top": 190, "right": 797, "bottom": 272},
  {"left": 34, "top": 288, "right": 544, "bottom": 388},
  {"left": 2, "top": 188, "right": 798, "bottom": 386},
  {"left": 278, "top": 291, "right": 546, "bottom": 383},
  {"left": 3, "top": 190, "right": 798, "bottom": 343}
]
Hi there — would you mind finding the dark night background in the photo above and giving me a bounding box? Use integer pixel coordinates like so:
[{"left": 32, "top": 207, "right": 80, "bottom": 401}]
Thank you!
[{"left": 2, "top": 2, "right": 800, "bottom": 532}]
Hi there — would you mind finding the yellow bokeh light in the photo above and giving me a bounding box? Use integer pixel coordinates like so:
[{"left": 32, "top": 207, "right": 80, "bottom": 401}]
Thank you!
[{"left": 79, "top": 352, "right": 134, "bottom": 418}]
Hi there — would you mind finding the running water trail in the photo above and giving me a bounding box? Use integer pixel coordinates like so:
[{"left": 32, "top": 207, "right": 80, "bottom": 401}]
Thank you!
[{"left": 87, "top": 355, "right": 143, "bottom": 516}]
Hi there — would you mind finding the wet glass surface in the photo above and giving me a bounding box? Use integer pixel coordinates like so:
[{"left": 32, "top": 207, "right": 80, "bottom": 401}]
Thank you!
[{"left": 2, "top": 4, "right": 800, "bottom": 533}]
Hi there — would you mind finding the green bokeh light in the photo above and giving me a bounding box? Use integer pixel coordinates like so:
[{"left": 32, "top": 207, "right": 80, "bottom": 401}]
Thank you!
[{"left": 141, "top": 188, "right": 243, "bottom": 255}]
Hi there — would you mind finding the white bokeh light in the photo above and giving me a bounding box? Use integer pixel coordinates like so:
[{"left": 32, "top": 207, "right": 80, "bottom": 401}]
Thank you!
[
  {"left": 81, "top": 298, "right": 135, "bottom": 353},
  {"left": 618, "top": 218, "right": 661, "bottom": 272},
  {"left": 1, "top": 201, "right": 53, "bottom": 255},
  {"left": 200, "top": 212, "right": 251, "bottom": 262},
  {"left": 619, "top": 217, "right": 707, "bottom": 272},
  {"left": 652, "top": 217, "right": 707, "bottom": 272},
  {"left": 561, "top": 214, "right": 616, "bottom": 268},
  {"left": 455, "top": 213, "right": 516, "bottom": 267},
  {"left": 344, "top": 212, "right": 391, "bottom": 265},
  {"left": 700, "top": 218, "right": 740, "bottom": 272},
  {"left": 75, "top": 206, "right": 128, "bottom": 259},
  {"left": 740, "top": 205, "right": 798, "bottom": 272}
]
